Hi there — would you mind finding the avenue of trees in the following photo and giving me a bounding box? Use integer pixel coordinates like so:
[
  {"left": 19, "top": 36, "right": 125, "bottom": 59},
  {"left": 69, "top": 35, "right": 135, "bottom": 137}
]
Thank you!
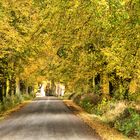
[{"left": 0, "top": 0, "right": 140, "bottom": 101}]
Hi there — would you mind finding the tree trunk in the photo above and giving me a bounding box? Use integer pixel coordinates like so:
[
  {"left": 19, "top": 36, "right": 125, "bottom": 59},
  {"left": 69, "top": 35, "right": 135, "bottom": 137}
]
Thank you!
[
  {"left": 16, "top": 77, "right": 21, "bottom": 94},
  {"left": 51, "top": 79, "right": 56, "bottom": 95},
  {"left": 0, "top": 82, "right": 3, "bottom": 101},
  {"left": 3, "top": 79, "right": 7, "bottom": 97},
  {"left": 92, "top": 76, "right": 95, "bottom": 92},
  {"left": 101, "top": 73, "right": 110, "bottom": 98}
]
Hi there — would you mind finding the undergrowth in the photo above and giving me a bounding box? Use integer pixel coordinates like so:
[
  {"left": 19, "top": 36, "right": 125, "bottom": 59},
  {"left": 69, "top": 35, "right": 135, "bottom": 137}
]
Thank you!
[
  {"left": 0, "top": 93, "right": 35, "bottom": 113},
  {"left": 113, "top": 108, "right": 140, "bottom": 139},
  {"left": 67, "top": 92, "right": 140, "bottom": 139}
]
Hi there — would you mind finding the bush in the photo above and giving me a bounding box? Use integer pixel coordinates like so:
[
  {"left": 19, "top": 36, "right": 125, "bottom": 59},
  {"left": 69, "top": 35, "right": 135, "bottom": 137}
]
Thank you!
[
  {"left": 90, "top": 98, "right": 116, "bottom": 115},
  {"left": 79, "top": 98, "right": 94, "bottom": 113},
  {"left": 62, "top": 92, "right": 77, "bottom": 100},
  {"left": 114, "top": 108, "right": 140, "bottom": 138},
  {"left": 22, "top": 93, "right": 34, "bottom": 100},
  {"left": 75, "top": 94, "right": 102, "bottom": 114},
  {"left": 67, "top": 92, "right": 76, "bottom": 100},
  {"left": 128, "top": 92, "right": 140, "bottom": 101},
  {"left": 0, "top": 93, "right": 35, "bottom": 113},
  {"left": 12, "top": 94, "right": 23, "bottom": 105},
  {"left": 81, "top": 94, "right": 101, "bottom": 105},
  {"left": 0, "top": 94, "right": 23, "bottom": 112},
  {"left": 73, "top": 93, "right": 82, "bottom": 104}
]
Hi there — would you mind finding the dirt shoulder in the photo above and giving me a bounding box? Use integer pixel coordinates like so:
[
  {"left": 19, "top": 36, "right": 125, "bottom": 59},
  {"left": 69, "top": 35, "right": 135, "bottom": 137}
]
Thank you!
[{"left": 63, "top": 100, "right": 133, "bottom": 140}]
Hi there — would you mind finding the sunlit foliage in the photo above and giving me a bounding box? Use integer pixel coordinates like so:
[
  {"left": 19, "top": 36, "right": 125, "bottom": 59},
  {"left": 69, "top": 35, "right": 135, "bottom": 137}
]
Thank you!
[{"left": 0, "top": 0, "right": 139, "bottom": 100}]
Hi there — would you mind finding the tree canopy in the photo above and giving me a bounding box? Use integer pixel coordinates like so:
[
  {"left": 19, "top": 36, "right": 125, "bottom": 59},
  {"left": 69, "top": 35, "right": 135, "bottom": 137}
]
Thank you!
[{"left": 0, "top": 0, "right": 140, "bottom": 99}]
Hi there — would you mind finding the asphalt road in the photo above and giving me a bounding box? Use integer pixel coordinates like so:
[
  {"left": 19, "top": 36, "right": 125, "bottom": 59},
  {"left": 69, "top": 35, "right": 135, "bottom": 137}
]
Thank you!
[{"left": 0, "top": 97, "right": 101, "bottom": 140}]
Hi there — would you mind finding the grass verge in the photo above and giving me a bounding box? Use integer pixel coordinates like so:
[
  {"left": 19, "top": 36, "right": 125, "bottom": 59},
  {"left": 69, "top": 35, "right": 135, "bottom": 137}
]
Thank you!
[
  {"left": 63, "top": 100, "right": 134, "bottom": 140},
  {"left": 0, "top": 100, "right": 31, "bottom": 121},
  {"left": 0, "top": 93, "right": 35, "bottom": 121}
]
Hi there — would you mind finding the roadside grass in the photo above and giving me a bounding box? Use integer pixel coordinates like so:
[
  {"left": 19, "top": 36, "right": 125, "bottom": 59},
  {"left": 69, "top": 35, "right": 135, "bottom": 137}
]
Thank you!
[
  {"left": 0, "top": 101, "right": 31, "bottom": 121},
  {"left": 63, "top": 93, "right": 140, "bottom": 140},
  {"left": 112, "top": 108, "right": 140, "bottom": 139},
  {"left": 64, "top": 100, "right": 131, "bottom": 140},
  {"left": 0, "top": 93, "right": 35, "bottom": 121}
]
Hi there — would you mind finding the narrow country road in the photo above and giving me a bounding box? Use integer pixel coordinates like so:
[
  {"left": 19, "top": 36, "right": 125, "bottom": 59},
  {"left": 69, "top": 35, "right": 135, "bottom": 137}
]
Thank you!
[{"left": 0, "top": 97, "right": 101, "bottom": 140}]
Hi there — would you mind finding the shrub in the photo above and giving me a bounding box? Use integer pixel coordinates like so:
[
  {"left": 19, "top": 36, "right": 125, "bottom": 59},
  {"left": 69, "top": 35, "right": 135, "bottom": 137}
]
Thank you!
[
  {"left": 68, "top": 92, "right": 76, "bottom": 100},
  {"left": 114, "top": 108, "right": 140, "bottom": 138},
  {"left": 0, "top": 94, "right": 23, "bottom": 112},
  {"left": 0, "top": 93, "right": 35, "bottom": 113},
  {"left": 2, "top": 96, "right": 14, "bottom": 111},
  {"left": 128, "top": 92, "right": 140, "bottom": 101},
  {"left": 22, "top": 93, "right": 34, "bottom": 100},
  {"left": 81, "top": 94, "right": 101, "bottom": 105},
  {"left": 73, "top": 93, "right": 82, "bottom": 104},
  {"left": 91, "top": 98, "right": 116, "bottom": 115},
  {"left": 12, "top": 94, "right": 23, "bottom": 105},
  {"left": 76, "top": 94, "right": 102, "bottom": 114},
  {"left": 79, "top": 98, "right": 94, "bottom": 113}
]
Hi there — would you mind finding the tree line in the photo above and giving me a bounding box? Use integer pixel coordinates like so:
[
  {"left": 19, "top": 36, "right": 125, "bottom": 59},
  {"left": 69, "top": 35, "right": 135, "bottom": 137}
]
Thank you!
[{"left": 0, "top": 0, "right": 139, "bottom": 102}]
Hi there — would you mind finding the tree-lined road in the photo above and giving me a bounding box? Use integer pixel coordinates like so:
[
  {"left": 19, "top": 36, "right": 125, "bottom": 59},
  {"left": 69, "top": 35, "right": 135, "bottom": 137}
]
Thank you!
[{"left": 0, "top": 97, "right": 101, "bottom": 140}]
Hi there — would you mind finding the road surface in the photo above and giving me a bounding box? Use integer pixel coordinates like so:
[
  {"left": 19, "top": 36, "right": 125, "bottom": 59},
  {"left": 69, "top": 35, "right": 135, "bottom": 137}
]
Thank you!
[{"left": 0, "top": 97, "right": 101, "bottom": 140}]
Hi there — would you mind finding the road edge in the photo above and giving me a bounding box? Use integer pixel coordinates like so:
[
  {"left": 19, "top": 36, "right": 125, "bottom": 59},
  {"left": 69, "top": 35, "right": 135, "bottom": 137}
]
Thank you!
[
  {"left": 63, "top": 100, "right": 131, "bottom": 140},
  {"left": 0, "top": 100, "right": 32, "bottom": 121}
]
